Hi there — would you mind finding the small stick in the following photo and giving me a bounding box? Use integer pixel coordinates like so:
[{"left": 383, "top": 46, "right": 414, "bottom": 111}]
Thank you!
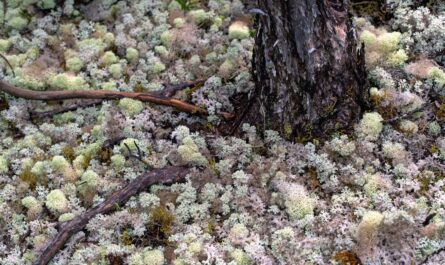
[
  {"left": 124, "top": 141, "right": 149, "bottom": 166},
  {"left": 33, "top": 166, "right": 190, "bottom": 265},
  {"left": 153, "top": 78, "right": 206, "bottom": 98},
  {"left": 0, "top": 80, "right": 235, "bottom": 120},
  {"left": 28, "top": 80, "right": 204, "bottom": 118},
  {"left": 29, "top": 99, "right": 103, "bottom": 119},
  {"left": 0, "top": 53, "right": 15, "bottom": 77}
]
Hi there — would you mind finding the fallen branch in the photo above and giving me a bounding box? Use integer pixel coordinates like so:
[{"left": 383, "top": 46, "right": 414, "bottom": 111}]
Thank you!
[
  {"left": 153, "top": 78, "right": 206, "bottom": 98},
  {"left": 34, "top": 166, "right": 190, "bottom": 265},
  {"left": 29, "top": 99, "right": 103, "bottom": 119},
  {"left": 0, "top": 80, "right": 234, "bottom": 120},
  {"left": 29, "top": 80, "right": 207, "bottom": 119},
  {"left": 102, "top": 136, "right": 126, "bottom": 149}
]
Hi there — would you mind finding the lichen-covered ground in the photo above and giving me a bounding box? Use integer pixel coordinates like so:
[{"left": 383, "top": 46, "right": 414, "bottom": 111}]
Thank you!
[{"left": 0, "top": 1, "right": 445, "bottom": 264}]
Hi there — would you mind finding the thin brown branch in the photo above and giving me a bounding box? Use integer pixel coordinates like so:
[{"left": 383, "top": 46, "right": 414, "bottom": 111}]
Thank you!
[
  {"left": 33, "top": 166, "right": 190, "bottom": 265},
  {"left": 102, "top": 136, "right": 126, "bottom": 149},
  {"left": 153, "top": 78, "right": 206, "bottom": 98},
  {"left": 0, "top": 53, "right": 15, "bottom": 77},
  {"left": 28, "top": 80, "right": 204, "bottom": 119},
  {"left": 0, "top": 80, "right": 234, "bottom": 120},
  {"left": 29, "top": 99, "right": 103, "bottom": 119}
]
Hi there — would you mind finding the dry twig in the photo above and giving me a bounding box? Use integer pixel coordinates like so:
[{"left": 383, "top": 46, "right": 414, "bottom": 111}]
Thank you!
[
  {"left": 0, "top": 80, "right": 234, "bottom": 120},
  {"left": 34, "top": 166, "right": 190, "bottom": 265},
  {"left": 29, "top": 99, "right": 103, "bottom": 119}
]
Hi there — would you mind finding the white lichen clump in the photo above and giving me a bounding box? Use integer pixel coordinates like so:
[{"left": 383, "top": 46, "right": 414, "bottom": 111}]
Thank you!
[
  {"left": 128, "top": 248, "right": 165, "bottom": 265},
  {"left": 45, "top": 189, "right": 69, "bottom": 215},
  {"left": 355, "top": 112, "right": 384, "bottom": 141},
  {"left": 229, "top": 21, "right": 250, "bottom": 40},
  {"left": 281, "top": 182, "right": 315, "bottom": 220},
  {"left": 0, "top": 156, "right": 8, "bottom": 174},
  {"left": 355, "top": 211, "right": 384, "bottom": 259},
  {"left": 177, "top": 136, "right": 208, "bottom": 166},
  {"left": 119, "top": 98, "right": 145, "bottom": 117},
  {"left": 0, "top": 1, "right": 443, "bottom": 264}
]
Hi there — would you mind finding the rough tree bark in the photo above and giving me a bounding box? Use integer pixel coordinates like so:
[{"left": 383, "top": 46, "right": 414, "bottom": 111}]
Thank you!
[{"left": 241, "top": 0, "right": 367, "bottom": 140}]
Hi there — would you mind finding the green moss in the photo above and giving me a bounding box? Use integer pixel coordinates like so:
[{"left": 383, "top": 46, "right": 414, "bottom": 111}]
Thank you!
[
  {"left": 173, "top": 0, "right": 198, "bottom": 11},
  {"left": 284, "top": 123, "right": 293, "bottom": 140},
  {"left": 147, "top": 205, "right": 175, "bottom": 244},
  {"left": 20, "top": 167, "right": 38, "bottom": 190},
  {"left": 62, "top": 145, "right": 76, "bottom": 163},
  {"left": 120, "top": 228, "right": 134, "bottom": 246}
]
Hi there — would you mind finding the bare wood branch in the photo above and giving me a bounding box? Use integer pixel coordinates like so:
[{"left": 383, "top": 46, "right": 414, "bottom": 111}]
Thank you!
[
  {"left": 33, "top": 166, "right": 190, "bottom": 265},
  {"left": 29, "top": 79, "right": 206, "bottom": 119},
  {"left": 152, "top": 78, "right": 206, "bottom": 98},
  {"left": 0, "top": 80, "right": 234, "bottom": 120},
  {"left": 29, "top": 99, "right": 103, "bottom": 119}
]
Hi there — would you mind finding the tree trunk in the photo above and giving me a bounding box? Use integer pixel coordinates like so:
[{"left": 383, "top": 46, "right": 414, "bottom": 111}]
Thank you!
[{"left": 242, "top": 0, "right": 367, "bottom": 140}]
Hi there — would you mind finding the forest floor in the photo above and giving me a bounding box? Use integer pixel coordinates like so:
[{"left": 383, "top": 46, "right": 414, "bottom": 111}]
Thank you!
[{"left": 0, "top": 1, "right": 445, "bottom": 264}]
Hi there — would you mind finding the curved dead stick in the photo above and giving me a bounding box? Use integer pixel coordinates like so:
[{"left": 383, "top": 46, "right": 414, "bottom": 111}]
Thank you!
[
  {"left": 0, "top": 80, "right": 234, "bottom": 120},
  {"left": 34, "top": 166, "right": 190, "bottom": 265}
]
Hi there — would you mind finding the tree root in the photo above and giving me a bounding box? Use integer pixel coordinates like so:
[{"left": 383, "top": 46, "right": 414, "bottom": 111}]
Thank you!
[
  {"left": 0, "top": 80, "right": 234, "bottom": 120},
  {"left": 33, "top": 166, "right": 189, "bottom": 265}
]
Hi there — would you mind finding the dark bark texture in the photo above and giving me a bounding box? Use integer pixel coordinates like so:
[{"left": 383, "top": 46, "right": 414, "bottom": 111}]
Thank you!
[{"left": 243, "top": 0, "right": 367, "bottom": 140}]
